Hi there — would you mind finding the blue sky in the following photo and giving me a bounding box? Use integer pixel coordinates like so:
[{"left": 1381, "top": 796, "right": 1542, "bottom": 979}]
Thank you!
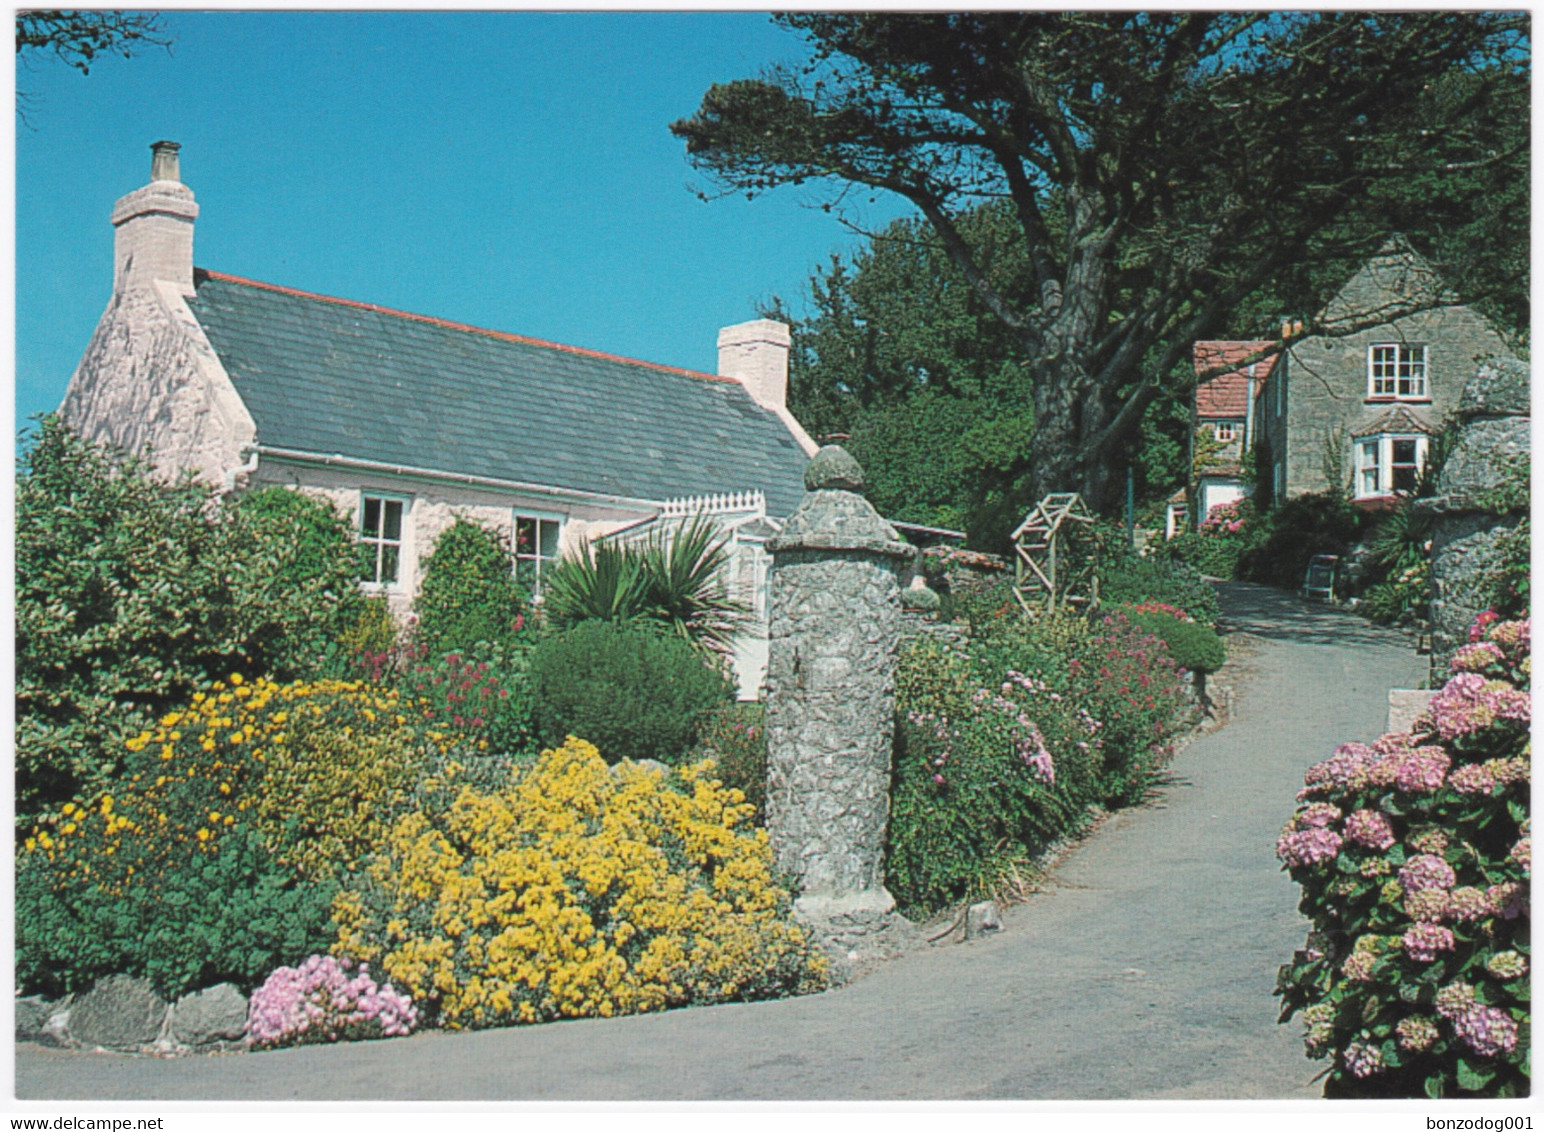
[{"left": 14, "top": 10, "right": 911, "bottom": 433}]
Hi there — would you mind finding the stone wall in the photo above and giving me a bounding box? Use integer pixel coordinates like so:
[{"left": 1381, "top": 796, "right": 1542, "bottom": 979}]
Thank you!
[{"left": 1418, "top": 358, "right": 1530, "bottom": 673}]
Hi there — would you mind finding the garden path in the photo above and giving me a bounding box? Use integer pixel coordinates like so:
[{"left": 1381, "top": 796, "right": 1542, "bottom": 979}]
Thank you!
[{"left": 15, "top": 581, "right": 1427, "bottom": 1101}]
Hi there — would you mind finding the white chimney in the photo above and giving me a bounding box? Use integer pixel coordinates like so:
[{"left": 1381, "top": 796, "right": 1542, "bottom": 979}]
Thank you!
[
  {"left": 111, "top": 140, "right": 199, "bottom": 295},
  {"left": 717, "top": 318, "right": 791, "bottom": 411}
]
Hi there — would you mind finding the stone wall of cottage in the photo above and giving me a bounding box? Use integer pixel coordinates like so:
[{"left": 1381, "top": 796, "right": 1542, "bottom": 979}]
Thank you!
[
  {"left": 58, "top": 281, "right": 256, "bottom": 486},
  {"left": 1268, "top": 306, "right": 1513, "bottom": 498},
  {"left": 1419, "top": 358, "right": 1530, "bottom": 673}
]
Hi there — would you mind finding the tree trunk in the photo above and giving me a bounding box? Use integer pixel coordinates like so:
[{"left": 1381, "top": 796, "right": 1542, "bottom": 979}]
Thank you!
[{"left": 1026, "top": 351, "right": 1117, "bottom": 512}]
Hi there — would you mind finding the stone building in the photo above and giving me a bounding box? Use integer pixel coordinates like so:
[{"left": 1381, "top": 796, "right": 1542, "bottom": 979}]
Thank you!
[
  {"left": 1254, "top": 238, "right": 1517, "bottom": 509},
  {"left": 1188, "top": 339, "right": 1281, "bottom": 524},
  {"left": 57, "top": 141, "right": 818, "bottom": 696}
]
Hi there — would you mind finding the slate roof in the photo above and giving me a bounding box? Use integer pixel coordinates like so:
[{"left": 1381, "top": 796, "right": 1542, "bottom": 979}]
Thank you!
[
  {"left": 185, "top": 271, "right": 808, "bottom": 517},
  {"left": 1193, "top": 340, "right": 1278, "bottom": 418}
]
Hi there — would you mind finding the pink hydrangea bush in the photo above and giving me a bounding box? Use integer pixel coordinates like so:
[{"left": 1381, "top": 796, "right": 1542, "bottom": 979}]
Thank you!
[
  {"left": 247, "top": 954, "right": 417, "bottom": 1049},
  {"left": 1275, "top": 616, "right": 1530, "bottom": 1098}
]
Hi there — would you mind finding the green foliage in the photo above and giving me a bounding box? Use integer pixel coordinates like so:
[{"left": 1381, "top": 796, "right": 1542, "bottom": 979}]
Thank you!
[
  {"left": 1275, "top": 620, "right": 1530, "bottom": 1097},
  {"left": 692, "top": 701, "right": 768, "bottom": 823},
  {"left": 1159, "top": 531, "right": 1246, "bottom": 580},
  {"left": 542, "top": 515, "right": 748, "bottom": 655},
  {"left": 1237, "top": 492, "right": 1369, "bottom": 591},
  {"left": 17, "top": 823, "right": 336, "bottom": 1000},
  {"left": 13, "top": 675, "right": 464, "bottom": 1000},
  {"left": 529, "top": 620, "right": 734, "bottom": 764},
  {"left": 413, "top": 518, "right": 528, "bottom": 658},
  {"left": 1483, "top": 519, "right": 1530, "bottom": 620},
  {"left": 15, "top": 417, "right": 363, "bottom": 826},
  {"left": 887, "top": 606, "right": 1188, "bottom": 916},
  {"left": 1120, "top": 608, "right": 1227, "bottom": 675},
  {"left": 1096, "top": 546, "right": 1221, "bottom": 626},
  {"left": 402, "top": 641, "right": 537, "bottom": 761},
  {"left": 676, "top": 12, "right": 1525, "bottom": 506}
]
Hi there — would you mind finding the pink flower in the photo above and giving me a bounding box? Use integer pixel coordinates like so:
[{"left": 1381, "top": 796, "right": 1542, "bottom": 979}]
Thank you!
[
  {"left": 1451, "top": 641, "right": 1505, "bottom": 673},
  {"left": 1398, "top": 854, "right": 1456, "bottom": 894},
  {"left": 1448, "top": 763, "right": 1496, "bottom": 795},
  {"left": 1446, "top": 887, "right": 1494, "bottom": 922},
  {"left": 1435, "top": 982, "right": 1478, "bottom": 1021},
  {"left": 1277, "top": 826, "right": 1343, "bottom": 868},
  {"left": 1509, "top": 835, "right": 1530, "bottom": 873},
  {"left": 1487, "top": 882, "right": 1526, "bottom": 920},
  {"left": 1297, "top": 803, "right": 1342, "bottom": 829},
  {"left": 1344, "top": 809, "right": 1395, "bottom": 850},
  {"left": 1402, "top": 921, "right": 1455, "bottom": 962},
  {"left": 1453, "top": 1005, "right": 1519, "bottom": 1057},
  {"left": 1392, "top": 747, "right": 1450, "bottom": 793},
  {"left": 1343, "top": 1040, "right": 1385, "bottom": 1078},
  {"left": 1468, "top": 610, "right": 1501, "bottom": 643},
  {"left": 1404, "top": 889, "right": 1449, "bottom": 922},
  {"left": 1396, "top": 1016, "right": 1440, "bottom": 1052}
]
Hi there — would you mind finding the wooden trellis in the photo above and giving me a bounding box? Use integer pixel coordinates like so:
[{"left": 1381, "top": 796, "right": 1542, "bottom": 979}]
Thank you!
[{"left": 1011, "top": 493, "right": 1100, "bottom": 618}]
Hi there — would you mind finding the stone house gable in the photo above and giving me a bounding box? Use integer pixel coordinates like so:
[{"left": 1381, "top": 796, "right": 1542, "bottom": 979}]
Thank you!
[
  {"left": 57, "top": 141, "right": 820, "bottom": 698},
  {"left": 1250, "top": 240, "right": 1516, "bottom": 507}
]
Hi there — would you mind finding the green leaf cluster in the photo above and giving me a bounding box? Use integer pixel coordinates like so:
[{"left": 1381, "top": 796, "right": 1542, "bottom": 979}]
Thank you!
[
  {"left": 413, "top": 517, "right": 528, "bottom": 658},
  {"left": 15, "top": 417, "right": 364, "bottom": 826},
  {"left": 541, "top": 514, "right": 749, "bottom": 655},
  {"left": 529, "top": 620, "right": 735, "bottom": 765}
]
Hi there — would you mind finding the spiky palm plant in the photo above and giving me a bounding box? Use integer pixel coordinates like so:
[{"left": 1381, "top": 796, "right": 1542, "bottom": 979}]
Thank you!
[{"left": 541, "top": 513, "right": 750, "bottom": 655}]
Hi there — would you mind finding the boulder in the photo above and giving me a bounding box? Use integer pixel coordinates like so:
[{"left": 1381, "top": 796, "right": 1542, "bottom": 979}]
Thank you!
[
  {"left": 169, "top": 983, "right": 249, "bottom": 1048},
  {"left": 965, "top": 900, "right": 1004, "bottom": 940},
  {"left": 67, "top": 975, "right": 167, "bottom": 1051},
  {"left": 15, "top": 995, "right": 67, "bottom": 1046}
]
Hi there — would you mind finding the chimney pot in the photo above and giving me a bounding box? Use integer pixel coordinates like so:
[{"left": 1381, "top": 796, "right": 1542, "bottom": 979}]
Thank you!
[{"left": 150, "top": 139, "right": 182, "bottom": 183}]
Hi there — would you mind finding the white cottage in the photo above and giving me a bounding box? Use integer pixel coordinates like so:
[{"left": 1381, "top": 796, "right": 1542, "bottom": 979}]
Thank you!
[{"left": 59, "top": 141, "right": 819, "bottom": 696}]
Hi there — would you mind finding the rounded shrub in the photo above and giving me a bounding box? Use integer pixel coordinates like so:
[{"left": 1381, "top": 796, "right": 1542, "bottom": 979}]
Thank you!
[
  {"left": 1096, "top": 548, "right": 1221, "bottom": 626},
  {"left": 331, "top": 737, "right": 826, "bottom": 1028},
  {"left": 1121, "top": 605, "right": 1227, "bottom": 675},
  {"left": 1275, "top": 617, "right": 1530, "bottom": 1098},
  {"left": 529, "top": 620, "right": 733, "bottom": 764},
  {"left": 414, "top": 517, "right": 528, "bottom": 658}
]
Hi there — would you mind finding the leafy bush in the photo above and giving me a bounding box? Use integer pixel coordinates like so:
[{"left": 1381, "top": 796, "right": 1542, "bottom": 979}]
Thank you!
[
  {"left": 331, "top": 737, "right": 826, "bottom": 1028},
  {"left": 413, "top": 517, "right": 528, "bottom": 657},
  {"left": 542, "top": 514, "right": 748, "bottom": 654},
  {"left": 16, "top": 677, "right": 451, "bottom": 998},
  {"left": 402, "top": 642, "right": 537, "bottom": 760},
  {"left": 17, "top": 822, "right": 336, "bottom": 1000},
  {"left": 888, "top": 639, "right": 1098, "bottom": 915},
  {"left": 1120, "top": 605, "right": 1227, "bottom": 675},
  {"left": 1097, "top": 547, "right": 1221, "bottom": 626},
  {"left": 246, "top": 955, "right": 417, "bottom": 1048},
  {"left": 529, "top": 620, "right": 733, "bottom": 764},
  {"left": 16, "top": 419, "right": 363, "bottom": 824},
  {"left": 1237, "top": 491, "right": 1368, "bottom": 591},
  {"left": 1159, "top": 530, "right": 1246, "bottom": 579},
  {"left": 693, "top": 701, "right": 768, "bottom": 821},
  {"left": 1275, "top": 617, "right": 1530, "bottom": 1098}
]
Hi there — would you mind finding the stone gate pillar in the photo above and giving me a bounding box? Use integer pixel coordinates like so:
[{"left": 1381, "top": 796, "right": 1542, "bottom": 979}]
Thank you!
[
  {"left": 1418, "top": 357, "right": 1530, "bottom": 675},
  {"left": 764, "top": 446, "right": 918, "bottom": 968}
]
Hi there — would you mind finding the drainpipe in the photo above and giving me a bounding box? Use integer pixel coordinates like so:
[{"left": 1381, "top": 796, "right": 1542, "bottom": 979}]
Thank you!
[{"left": 223, "top": 447, "right": 261, "bottom": 493}]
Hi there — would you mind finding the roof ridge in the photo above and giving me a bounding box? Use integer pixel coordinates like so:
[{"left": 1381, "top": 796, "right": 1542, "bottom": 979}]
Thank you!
[{"left": 196, "top": 268, "right": 739, "bottom": 386}]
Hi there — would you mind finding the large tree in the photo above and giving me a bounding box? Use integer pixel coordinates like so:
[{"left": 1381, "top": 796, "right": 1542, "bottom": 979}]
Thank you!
[{"left": 673, "top": 12, "right": 1527, "bottom": 509}]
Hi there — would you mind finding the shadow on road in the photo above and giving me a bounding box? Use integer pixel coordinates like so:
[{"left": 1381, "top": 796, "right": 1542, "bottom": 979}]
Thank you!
[{"left": 1214, "top": 581, "right": 1420, "bottom": 651}]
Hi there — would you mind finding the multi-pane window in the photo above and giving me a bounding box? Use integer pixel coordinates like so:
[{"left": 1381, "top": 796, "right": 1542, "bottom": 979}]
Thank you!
[
  {"left": 360, "top": 495, "right": 405, "bottom": 585},
  {"left": 514, "top": 514, "right": 562, "bottom": 594},
  {"left": 1368, "top": 343, "right": 1428, "bottom": 399},
  {"left": 1356, "top": 434, "right": 1428, "bottom": 498},
  {"left": 1213, "top": 421, "right": 1240, "bottom": 442}
]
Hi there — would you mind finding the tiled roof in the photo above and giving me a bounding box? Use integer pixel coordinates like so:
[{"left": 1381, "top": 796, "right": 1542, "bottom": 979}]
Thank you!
[
  {"left": 1193, "top": 340, "right": 1278, "bottom": 418},
  {"left": 185, "top": 271, "right": 809, "bottom": 517}
]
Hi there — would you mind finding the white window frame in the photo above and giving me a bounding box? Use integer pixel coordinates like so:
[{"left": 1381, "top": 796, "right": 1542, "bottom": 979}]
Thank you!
[
  {"left": 513, "top": 510, "right": 564, "bottom": 596},
  {"left": 359, "top": 491, "right": 410, "bottom": 590},
  {"left": 1355, "top": 433, "right": 1428, "bottom": 499},
  {"left": 1368, "top": 343, "right": 1428, "bottom": 400},
  {"left": 1212, "top": 420, "right": 1240, "bottom": 442}
]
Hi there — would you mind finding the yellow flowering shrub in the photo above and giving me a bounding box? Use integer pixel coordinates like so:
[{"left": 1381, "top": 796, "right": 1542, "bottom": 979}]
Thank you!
[
  {"left": 332, "top": 737, "right": 826, "bottom": 1028},
  {"left": 17, "top": 676, "right": 459, "bottom": 998}
]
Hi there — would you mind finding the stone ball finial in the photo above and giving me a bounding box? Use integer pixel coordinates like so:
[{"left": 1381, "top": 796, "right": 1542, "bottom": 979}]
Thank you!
[{"left": 804, "top": 445, "right": 866, "bottom": 493}]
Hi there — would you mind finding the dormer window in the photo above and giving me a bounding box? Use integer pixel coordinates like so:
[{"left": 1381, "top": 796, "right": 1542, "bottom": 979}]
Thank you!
[
  {"left": 1368, "top": 343, "right": 1427, "bottom": 399},
  {"left": 1213, "top": 421, "right": 1240, "bottom": 442}
]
